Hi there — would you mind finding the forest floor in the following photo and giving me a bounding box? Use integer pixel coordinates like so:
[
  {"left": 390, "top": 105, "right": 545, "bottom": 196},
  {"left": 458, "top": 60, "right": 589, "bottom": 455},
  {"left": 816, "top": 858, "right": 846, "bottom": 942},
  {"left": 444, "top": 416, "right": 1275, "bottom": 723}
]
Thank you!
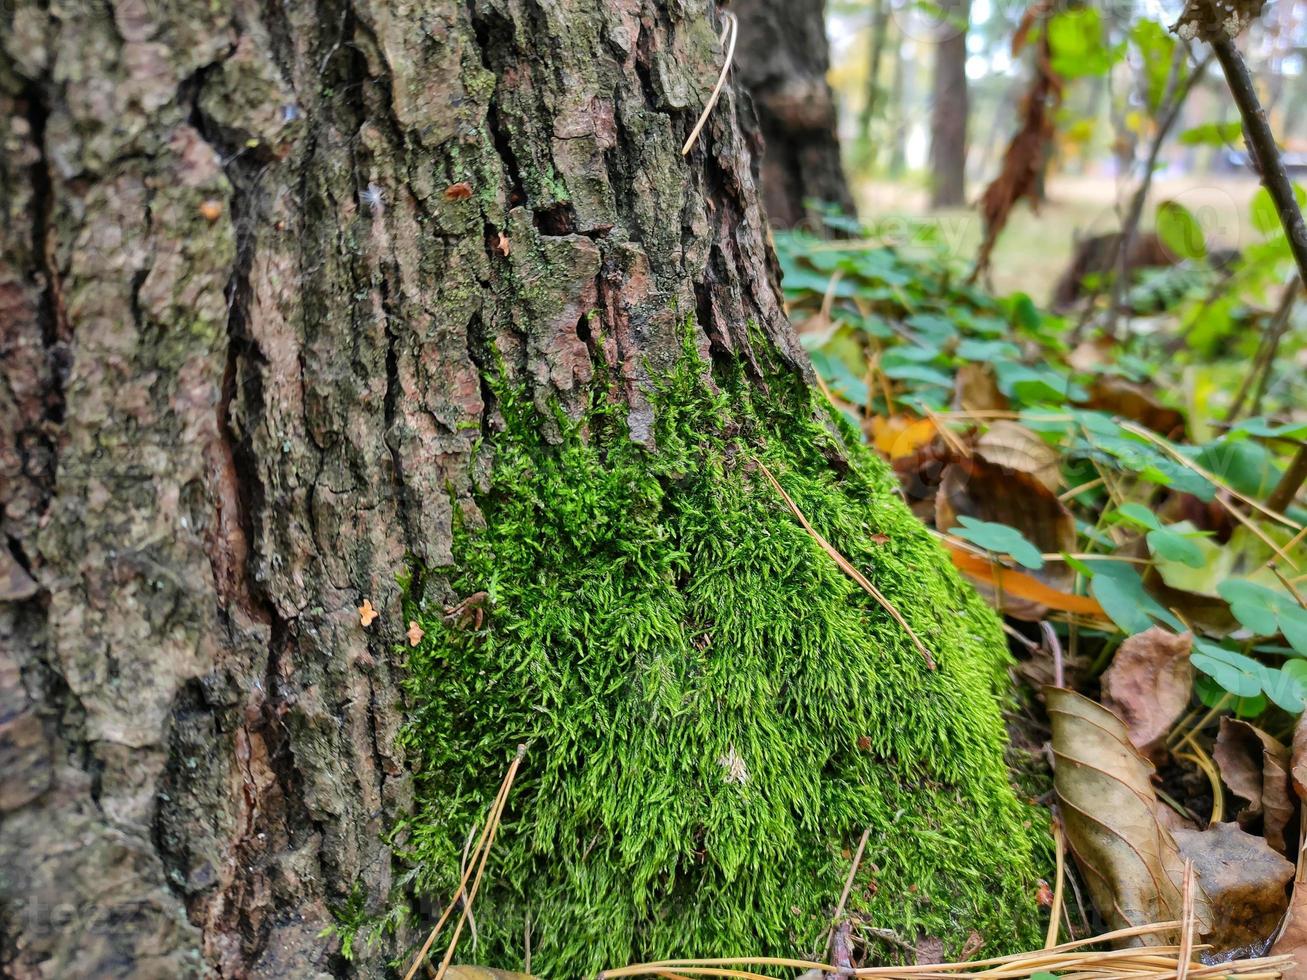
[
  {"left": 769, "top": 208, "right": 1307, "bottom": 978},
  {"left": 854, "top": 173, "right": 1263, "bottom": 303}
]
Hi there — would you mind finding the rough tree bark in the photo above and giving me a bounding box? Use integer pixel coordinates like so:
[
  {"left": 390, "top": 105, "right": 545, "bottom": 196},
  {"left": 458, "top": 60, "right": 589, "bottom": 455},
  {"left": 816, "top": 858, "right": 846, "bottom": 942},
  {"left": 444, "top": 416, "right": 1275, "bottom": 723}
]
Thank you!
[
  {"left": 0, "top": 0, "right": 1037, "bottom": 976},
  {"left": 929, "top": 0, "right": 971, "bottom": 208},
  {"left": 732, "top": 0, "right": 856, "bottom": 229}
]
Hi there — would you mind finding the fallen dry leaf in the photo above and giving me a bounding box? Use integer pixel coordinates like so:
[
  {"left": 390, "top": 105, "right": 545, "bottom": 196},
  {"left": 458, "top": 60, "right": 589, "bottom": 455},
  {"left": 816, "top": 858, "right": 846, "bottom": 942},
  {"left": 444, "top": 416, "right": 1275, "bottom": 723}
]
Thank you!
[
  {"left": 953, "top": 363, "right": 1007, "bottom": 413},
  {"left": 870, "top": 415, "right": 938, "bottom": 460},
  {"left": 914, "top": 936, "right": 945, "bottom": 965},
  {"left": 976, "top": 420, "right": 1061, "bottom": 492},
  {"left": 1084, "top": 376, "right": 1185, "bottom": 439},
  {"left": 1067, "top": 337, "right": 1115, "bottom": 372},
  {"left": 1155, "top": 801, "right": 1198, "bottom": 833},
  {"left": 946, "top": 544, "right": 1106, "bottom": 619},
  {"left": 1100, "top": 628, "right": 1194, "bottom": 763},
  {"left": 1271, "top": 888, "right": 1307, "bottom": 980},
  {"left": 937, "top": 457, "right": 1075, "bottom": 566},
  {"left": 1174, "top": 822, "right": 1293, "bottom": 953},
  {"left": 1213, "top": 718, "right": 1295, "bottom": 854},
  {"left": 1048, "top": 687, "right": 1210, "bottom": 945},
  {"left": 938, "top": 455, "right": 1077, "bottom": 619},
  {"left": 406, "top": 620, "right": 425, "bottom": 647},
  {"left": 1293, "top": 712, "right": 1307, "bottom": 798},
  {"left": 891, "top": 440, "right": 951, "bottom": 523},
  {"left": 958, "top": 930, "right": 985, "bottom": 960}
]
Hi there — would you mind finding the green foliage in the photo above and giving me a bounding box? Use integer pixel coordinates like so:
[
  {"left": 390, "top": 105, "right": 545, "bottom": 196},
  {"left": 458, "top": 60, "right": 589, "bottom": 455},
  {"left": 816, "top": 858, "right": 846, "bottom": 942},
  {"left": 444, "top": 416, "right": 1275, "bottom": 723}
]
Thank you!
[
  {"left": 1085, "top": 560, "right": 1182, "bottom": 635},
  {"left": 386, "top": 344, "right": 1046, "bottom": 974},
  {"left": 952, "top": 517, "right": 1045, "bottom": 569},
  {"left": 1111, "top": 505, "right": 1207, "bottom": 568},
  {"left": 1191, "top": 640, "right": 1265, "bottom": 698},
  {"left": 774, "top": 228, "right": 1068, "bottom": 415},
  {"left": 1172, "top": 180, "right": 1307, "bottom": 366},
  {"left": 1129, "top": 19, "right": 1178, "bottom": 111},
  {"left": 322, "top": 884, "right": 373, "bottom": 961},
  {"left": 779, "top": 226, "right": 1306, "bottom": 739},
  {"left": 1190, "top": 636, "right": 1307, "bottom": 713},
  {"left": 1220, "top": 580, "right": 1307, "bottom": 656},
  {"left": 1155, "top": 201, "right": 1207, "bottom": 262},
  {"left": 1048, "top": 9, "right": 1115, "bottom": 79},
  {"left": 1178, "top": 121, "right": 1243, "bottom": 146}
]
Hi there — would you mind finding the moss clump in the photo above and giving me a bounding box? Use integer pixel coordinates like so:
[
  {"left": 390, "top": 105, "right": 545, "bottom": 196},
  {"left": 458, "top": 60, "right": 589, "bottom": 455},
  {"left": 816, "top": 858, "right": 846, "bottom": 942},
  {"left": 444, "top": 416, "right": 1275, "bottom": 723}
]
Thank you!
[{"left": 397, "top": 346, "right": 1046, "bottom": 975}]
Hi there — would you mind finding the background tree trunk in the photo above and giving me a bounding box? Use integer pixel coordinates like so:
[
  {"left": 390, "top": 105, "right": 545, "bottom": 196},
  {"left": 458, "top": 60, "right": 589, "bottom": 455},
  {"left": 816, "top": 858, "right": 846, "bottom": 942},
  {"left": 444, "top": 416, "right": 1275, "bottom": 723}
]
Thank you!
[
  {"left": 929, "top": 0, "right": 971, "bottom": 208},
  {"left": 887, "top": 19, "right": 909, "bottom": 179},
  {"left": 854, "top": 0, "right": 891, "bottom": 172},
  {"left": 733, "top": 0, "right": 856, "bottom": 229},
  {"left": 1, "top": 0, "right": 1038, "bottom": 975}
]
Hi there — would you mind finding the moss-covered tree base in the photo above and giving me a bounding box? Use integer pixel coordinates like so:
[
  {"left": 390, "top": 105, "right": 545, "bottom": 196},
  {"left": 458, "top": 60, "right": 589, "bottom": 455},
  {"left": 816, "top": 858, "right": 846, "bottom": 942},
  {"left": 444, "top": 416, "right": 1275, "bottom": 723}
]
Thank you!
[{"left": 396, "top": 347, "right": 1045, "bottom": 975}]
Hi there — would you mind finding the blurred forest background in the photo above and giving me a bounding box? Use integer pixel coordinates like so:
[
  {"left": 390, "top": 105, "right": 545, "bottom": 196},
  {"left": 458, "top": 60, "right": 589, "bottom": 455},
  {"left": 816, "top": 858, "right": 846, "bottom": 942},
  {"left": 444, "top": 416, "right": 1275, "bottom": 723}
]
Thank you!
[{"left": 824, "top": 0, "right": 1302, "bottom": 297}]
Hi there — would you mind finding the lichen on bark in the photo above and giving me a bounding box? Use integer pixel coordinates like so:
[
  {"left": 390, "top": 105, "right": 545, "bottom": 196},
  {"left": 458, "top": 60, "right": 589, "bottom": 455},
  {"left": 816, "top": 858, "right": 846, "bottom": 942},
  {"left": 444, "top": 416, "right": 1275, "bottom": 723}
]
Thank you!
[{"left": 387, "top": 335, "right": 1045, "bottom": 975}]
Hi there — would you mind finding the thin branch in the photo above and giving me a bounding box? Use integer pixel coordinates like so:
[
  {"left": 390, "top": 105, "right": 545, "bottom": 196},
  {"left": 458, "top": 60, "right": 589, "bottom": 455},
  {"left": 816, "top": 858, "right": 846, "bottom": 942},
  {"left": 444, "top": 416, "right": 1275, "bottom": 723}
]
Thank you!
[
  {"left": 1044, "top": 819, "right": 1066, "bottom": 948},
  {"left": 681, "top": 12, "right": 738, "bottom": 156},
  {"left": 404, "top": 745, "right": 527, "bottom": 980},
  {"left": 1209, "top": 34, "right": 1307, "bottom": 286},
  {"left": 1101, "top": 51, "right": 1213, "bottom": 339},
  {"left": 1225, "top": 275, "right": 1299, "bottom": 422},
  {"left": 1192, "top": 18, "right": 1307, "bottom": 521},
  {"left": 824, "top": 828, "right": 872, "bottom": 960},
  {"left": 1267, "top": 443, "right": 1307, "bottom": 514}
]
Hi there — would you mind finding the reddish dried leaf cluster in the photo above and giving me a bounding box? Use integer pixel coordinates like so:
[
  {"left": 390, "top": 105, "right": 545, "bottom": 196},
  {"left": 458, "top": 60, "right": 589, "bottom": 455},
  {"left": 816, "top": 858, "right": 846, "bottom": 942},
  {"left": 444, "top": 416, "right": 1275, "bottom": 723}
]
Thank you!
[{"left": 971, "top": 2, "right": 1063, "bottom": 283}]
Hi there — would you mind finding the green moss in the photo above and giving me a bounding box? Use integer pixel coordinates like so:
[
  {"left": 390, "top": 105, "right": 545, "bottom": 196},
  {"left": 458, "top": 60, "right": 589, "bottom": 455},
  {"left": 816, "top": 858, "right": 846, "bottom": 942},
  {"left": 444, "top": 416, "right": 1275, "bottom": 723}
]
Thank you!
[{"left": 395, "top": 343, "right": 1047, "bottom": 975}]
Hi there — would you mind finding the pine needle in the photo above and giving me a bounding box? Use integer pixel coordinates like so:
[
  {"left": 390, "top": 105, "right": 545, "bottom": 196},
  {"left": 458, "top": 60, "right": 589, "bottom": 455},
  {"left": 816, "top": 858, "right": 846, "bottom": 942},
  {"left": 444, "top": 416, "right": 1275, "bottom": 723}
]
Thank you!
[
  {"left": 404, "top": 745, "right": 527, "bottom": 980},
  {"left": 681, "top": 12, "right": 738, "bottom": 155},
  {"left": 1117, "top": 421, "right": 1303, "bottom": 535},
  {"left": 756, "top": 460, "right": 937, "bottom": 670},
  {"left": 433, "top": 744, "right": 528, "bottom": 980},
  {"left": 1045, "top": 819, "right": 1066, "bottom": 949}
]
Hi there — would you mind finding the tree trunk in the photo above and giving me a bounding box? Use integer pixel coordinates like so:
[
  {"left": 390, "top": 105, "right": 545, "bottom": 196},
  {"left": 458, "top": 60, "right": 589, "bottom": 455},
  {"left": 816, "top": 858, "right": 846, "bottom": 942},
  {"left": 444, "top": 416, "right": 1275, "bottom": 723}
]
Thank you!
[
  {"left": 732, "top": 0, "right": 856, "bottom": 229},
  {"left": 929, "top": 0, "right": 970, "bottom": 208},
  {"left": 888, "top": 18, "right": 909, "bottom": 178},
  {"left": 854, "top": 0, "right": 892, "bottom": 172},
  {"left": 0, "top": 1, "right": 1039, "bottom": 977}
]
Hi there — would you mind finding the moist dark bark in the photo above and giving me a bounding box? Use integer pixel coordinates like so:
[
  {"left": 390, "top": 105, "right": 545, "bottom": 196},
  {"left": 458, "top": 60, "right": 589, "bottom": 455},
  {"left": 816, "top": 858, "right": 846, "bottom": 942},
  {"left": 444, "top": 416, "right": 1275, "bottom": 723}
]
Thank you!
[{"left": 732, "top": 0, "right": 856, "bottom": 230}]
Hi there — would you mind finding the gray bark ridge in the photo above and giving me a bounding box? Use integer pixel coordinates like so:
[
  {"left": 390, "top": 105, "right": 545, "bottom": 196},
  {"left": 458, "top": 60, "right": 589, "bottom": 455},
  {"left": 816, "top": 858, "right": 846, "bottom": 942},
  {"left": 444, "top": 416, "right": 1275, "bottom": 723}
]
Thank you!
[{"left": 0, "top": 0, "right": 805, "bottom": 975}]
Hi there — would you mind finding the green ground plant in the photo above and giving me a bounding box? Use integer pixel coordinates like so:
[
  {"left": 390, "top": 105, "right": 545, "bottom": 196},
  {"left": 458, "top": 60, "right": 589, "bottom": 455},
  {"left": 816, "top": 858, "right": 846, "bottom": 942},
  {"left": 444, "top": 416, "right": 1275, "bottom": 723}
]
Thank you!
[{"left": 783, "top": 213, "right": 1306, "bottom": 735}]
